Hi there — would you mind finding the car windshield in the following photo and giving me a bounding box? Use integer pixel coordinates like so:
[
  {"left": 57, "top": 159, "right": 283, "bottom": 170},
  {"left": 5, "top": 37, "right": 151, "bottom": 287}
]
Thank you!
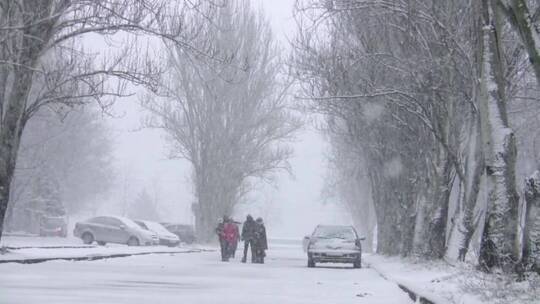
[
  {"left": 115, "top": 216, "right": 141, "bottom": 229},
  {"left": 313, "top": 226, "right": 356, "bottom": 240},
  {"left": 135, "top": 221, "right": 149, "bottom": 230},
  {"left": 144, "top": 221, "right": 171, "bottom": 235}
]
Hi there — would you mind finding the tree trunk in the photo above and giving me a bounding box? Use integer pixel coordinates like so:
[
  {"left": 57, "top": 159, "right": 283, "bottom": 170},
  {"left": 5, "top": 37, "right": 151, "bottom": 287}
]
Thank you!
[
  {"left": 413, "top": 144, "right": 453, "bottom": 259},
  {"left": 193, "top": 157, "right": 238, "bottom": 243},
  {"left": 399, "top": 188, "right": 416, "bottom": 257},
  {"left": 523, "top": 171, "right": 540, "bottom": 272},
  {"left": 370, "top": 170, "right": 399, "bottom": 255},
  {"left": 425, "top": 162, "right": 452, "bottom": 259},
  {"left": 478, "top": 0, "right": 521, "bottom": 273},
  {"left": 412, "top": 194, "right": 428, "bottom": 256},
  {"left": 446, "top": 112, "right": 485, "bottom": 262},
  {"left": 0, "top": 0, "right": 60, "bottom": 243},
  {"left": 0, "top": 67, "right": 35, "bottom": 242}
]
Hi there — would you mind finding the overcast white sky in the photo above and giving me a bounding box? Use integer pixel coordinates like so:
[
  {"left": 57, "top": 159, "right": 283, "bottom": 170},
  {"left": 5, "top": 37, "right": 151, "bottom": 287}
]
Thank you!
[{"left": 99, "top": 0, "right": 351, "bottom": 239}]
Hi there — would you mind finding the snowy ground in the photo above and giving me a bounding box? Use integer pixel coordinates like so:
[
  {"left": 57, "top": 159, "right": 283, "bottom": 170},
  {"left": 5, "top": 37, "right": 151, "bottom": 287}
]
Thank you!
[
  {"left": 366, "top": 255, "right": 540, "bottom": 304},
  {"left": 1, "top": 235, "right": 91, "bottom": 248},
  {"left": 0, "top": 240, "right": 413, "bottom": 304},
  {"left": 0, "top": 235, "right": 211, "bottom": 262},
  {"left": 0, "top": 245, "right": 205, "bottom": 263}
]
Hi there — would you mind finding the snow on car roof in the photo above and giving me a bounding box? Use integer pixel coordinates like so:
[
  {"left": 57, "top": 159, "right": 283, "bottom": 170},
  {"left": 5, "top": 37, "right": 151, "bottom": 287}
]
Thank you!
[{"left": 316, "top": 225, "right": 354, "bottom": 229}]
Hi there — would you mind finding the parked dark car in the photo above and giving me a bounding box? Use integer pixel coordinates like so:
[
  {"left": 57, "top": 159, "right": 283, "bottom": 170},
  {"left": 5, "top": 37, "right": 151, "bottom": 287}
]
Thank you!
[
  {"left": 161, "top": 223, "right": 196, "bottom": 244},
  {"left": 74, "top": 215, "right": 158, "bottom": 246},
  {"left": 304, "top": 225, "right": 364, "bottom": 268},
  {"left": 7, "top": 198, "right": 68, "bottom": 237},
  {"left": 38, "top": 200, "right": 68, "bottom": 237},
  {"left": 39, "top": 215, "right": 68, "bottom": 237}
]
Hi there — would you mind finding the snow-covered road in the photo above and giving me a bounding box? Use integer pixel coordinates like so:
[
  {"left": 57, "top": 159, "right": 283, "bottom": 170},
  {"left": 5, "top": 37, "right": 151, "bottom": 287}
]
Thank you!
[{"left": 0, "top": 241, "right": 412, "bottom": 304}]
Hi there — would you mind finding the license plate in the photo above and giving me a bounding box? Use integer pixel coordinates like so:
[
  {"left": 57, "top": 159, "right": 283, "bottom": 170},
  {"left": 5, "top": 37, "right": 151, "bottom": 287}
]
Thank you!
[{"left": 326, "top": 252, "right": 343, "bottom": 257}]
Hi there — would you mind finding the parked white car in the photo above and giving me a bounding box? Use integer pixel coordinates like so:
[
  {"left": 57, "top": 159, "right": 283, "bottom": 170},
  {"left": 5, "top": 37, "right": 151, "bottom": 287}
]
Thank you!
[
  {"left": 304, "top": 225, "right": 364, "bottom": 268},
  {"left": 74, "top": 215, "right": 158, "bottom": 246},
  {"left": 134, "top": 220, "right": 180, "bottom": 247}
]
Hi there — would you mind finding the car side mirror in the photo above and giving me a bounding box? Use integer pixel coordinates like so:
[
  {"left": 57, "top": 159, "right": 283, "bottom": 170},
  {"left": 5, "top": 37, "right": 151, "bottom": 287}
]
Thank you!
[
  {"left": 355, "top": 239, "right": 362, "bottom": 247},
  {"left": 359, "top": 237, "right": 366, "bottom": 241}
]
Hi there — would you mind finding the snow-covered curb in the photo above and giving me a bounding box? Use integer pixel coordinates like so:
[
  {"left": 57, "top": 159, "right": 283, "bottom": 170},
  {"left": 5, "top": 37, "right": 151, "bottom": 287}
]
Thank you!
[
  {"left": 0, "top": 245, "right": 216, "bottom": 264},
  {"left": 365, "top": 256, "right": 443, "bottom": 304},
  {"left": 364, "top": 254, "right": 484, "bottom": 304},
  {"left": 365, "top": 254, "right": 540, "bottom": 304},
  {"left": 4, "top": 245, "right": 96, "bottom": 250}
]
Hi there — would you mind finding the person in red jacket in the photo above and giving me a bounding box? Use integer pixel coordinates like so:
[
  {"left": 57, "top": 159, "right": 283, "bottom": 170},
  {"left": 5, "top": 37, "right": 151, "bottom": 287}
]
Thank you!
[{"left": 222, "top": 217, "right": 239, "bottom": 261}]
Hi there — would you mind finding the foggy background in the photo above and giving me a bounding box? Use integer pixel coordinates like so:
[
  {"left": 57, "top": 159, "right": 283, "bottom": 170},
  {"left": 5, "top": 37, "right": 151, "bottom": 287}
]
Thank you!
[{"left": 96, "top": 0, "right": 352, "bottom": 238}]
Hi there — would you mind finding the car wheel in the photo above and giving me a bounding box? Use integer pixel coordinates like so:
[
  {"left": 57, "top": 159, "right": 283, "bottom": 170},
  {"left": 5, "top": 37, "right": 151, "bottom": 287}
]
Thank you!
[
  {"left": 353, "top": 258, "right": 362, "bottom": 269},
  {"left": 127, "top": 236, "right": 140, "bottom": 246},
  {"left": 82, "top": 232, "right": 94, "bottom": 245},
  {"left": 97, "top": 241, "right": 106, "bottom": 246},
  {"left": 308, "top": 258, "right": 315, "bottom": 268}
]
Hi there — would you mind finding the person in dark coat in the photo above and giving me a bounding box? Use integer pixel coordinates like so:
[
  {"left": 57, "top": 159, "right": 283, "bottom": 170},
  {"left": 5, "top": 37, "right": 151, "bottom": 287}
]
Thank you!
[
  {"left": 253, "top": 217, "right": 268, "bottom": 264},
  {"left": 215, "top": 217, "right": 227, "bottom": 261},
  {"left": 230, "top": 220, "right": 240, "bottom": 258},
  {"left": 241, "top": 215, "right": 256, "bottom": 263}
]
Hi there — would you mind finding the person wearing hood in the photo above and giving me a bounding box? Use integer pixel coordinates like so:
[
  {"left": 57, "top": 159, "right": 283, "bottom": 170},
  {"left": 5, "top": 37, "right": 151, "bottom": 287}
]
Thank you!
[
  {"left": 215, "top": 217, "right": 227, "bottom": 261},
  {"left": 241, "top": 215, "right": 256, "bottom": 263},
  {"left": 253, "top": 217, "right": 268, "bottom": 264}
]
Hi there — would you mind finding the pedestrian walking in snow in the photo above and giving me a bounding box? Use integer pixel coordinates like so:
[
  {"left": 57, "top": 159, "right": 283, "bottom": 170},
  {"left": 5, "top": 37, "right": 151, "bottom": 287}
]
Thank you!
[
  {"left": 215, "top": 217, "right": 227, "bottom": 261},
  {"left": 241, "top": 214, "right": 256, "bottom": 263},
  {"left": 253, "top": 217, "right": 268, "bottom": 264},
  {"left": 223, "top": 217, "right": 239, "bottom": 260},
  {"left": 230, "top": 220, "right": 240, "bottom": 258}
]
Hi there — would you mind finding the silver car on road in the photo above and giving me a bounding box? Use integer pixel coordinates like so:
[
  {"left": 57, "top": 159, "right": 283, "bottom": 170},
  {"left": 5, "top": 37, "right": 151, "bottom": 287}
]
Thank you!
[
  {"left": 304, "top": 225, "right": 364, "bottom": 268},
  {"left": 74, "top": 215, "right": 158, "bottom": 246}
]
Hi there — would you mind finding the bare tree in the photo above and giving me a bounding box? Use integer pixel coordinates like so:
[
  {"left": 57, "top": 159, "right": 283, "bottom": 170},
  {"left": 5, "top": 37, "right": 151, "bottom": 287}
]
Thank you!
[
  {"left": 496, "top": 0, "right": 540, "bottom": 86},
  {"left": 0, "top": 0, "right": 208, "bottom": 242},
  {"left": 292, "top": 0, "right": 476, "bottom": 258},
  {"left": 324, "top": 125, "right": 377, "bottom": 252},
  {"left": 7, "top": 105, "right": 113, "bottom": 221},
  {"left": 291, "top": 0, "right": 538, "bottom": 275},
  {"left": 145, "top": 0, "right": 299, "bottom": 241},
  {"left": 477, "top": 0, "right": 521, "bottom": 273},
  {"left": 127, "top": 189, "right": 160, "bottom": 222}
]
